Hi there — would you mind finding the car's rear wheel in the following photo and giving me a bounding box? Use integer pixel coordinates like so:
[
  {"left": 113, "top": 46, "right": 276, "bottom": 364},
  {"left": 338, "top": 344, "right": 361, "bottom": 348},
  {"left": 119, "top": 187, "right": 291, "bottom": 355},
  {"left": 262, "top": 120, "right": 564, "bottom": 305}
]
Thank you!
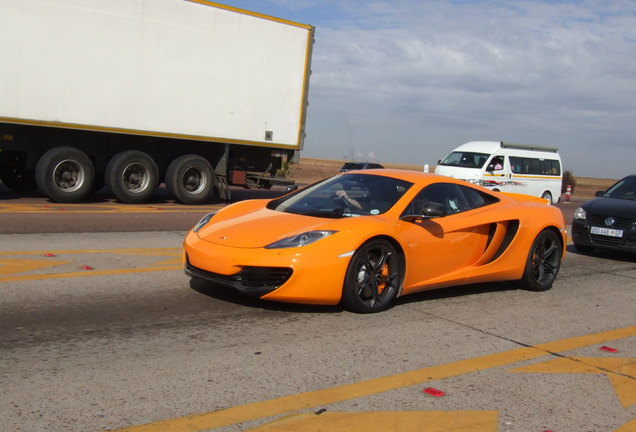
[
  {"left": 516, "top": 229, "right": 562, "bottom": 291},
  {"left": 341, "top": 239, "right": 402, "bottom": 313}
]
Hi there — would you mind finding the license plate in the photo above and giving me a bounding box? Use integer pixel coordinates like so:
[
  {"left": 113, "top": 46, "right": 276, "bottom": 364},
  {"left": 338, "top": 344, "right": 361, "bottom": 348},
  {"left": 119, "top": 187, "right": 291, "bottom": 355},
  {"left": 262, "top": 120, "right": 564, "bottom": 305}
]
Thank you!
[{"left": 591, "top": 226, "right": 624, "bottom": 237}]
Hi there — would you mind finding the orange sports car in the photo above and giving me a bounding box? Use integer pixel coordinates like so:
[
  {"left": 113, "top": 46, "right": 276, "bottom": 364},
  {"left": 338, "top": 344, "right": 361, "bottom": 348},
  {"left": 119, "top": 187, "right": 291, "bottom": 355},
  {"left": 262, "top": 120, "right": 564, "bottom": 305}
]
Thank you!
[{"left": 183, "top": 170, "right": 566, "bottom": 313}]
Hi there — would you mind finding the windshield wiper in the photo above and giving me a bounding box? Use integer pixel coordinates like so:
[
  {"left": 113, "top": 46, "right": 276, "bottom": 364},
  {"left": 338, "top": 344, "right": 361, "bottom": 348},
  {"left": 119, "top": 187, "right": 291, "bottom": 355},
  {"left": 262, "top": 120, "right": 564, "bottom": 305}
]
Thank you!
[{"left": 285, "top": 208, "right": 363, "bottom": 218}]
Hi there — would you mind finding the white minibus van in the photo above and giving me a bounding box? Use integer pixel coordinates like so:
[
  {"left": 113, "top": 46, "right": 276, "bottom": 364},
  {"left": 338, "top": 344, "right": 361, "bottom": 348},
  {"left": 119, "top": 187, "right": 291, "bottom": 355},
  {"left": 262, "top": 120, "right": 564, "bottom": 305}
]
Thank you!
[{"left": 435, "top": 141, "right": 563, "bottom": 204}]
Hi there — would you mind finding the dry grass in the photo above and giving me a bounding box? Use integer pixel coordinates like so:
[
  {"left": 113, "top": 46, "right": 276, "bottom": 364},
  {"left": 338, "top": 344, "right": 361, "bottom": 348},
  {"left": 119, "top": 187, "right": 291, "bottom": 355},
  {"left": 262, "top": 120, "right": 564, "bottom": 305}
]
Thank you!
[{"left": 289, "top": 158, "right": 615, "bottom": 199}]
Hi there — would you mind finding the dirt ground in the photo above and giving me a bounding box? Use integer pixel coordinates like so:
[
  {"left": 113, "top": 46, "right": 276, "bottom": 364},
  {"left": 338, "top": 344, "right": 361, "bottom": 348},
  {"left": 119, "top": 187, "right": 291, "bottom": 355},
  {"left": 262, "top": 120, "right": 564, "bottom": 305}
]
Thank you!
[{"left": 288, "top": 158, "right": 616, "bottom": 200}]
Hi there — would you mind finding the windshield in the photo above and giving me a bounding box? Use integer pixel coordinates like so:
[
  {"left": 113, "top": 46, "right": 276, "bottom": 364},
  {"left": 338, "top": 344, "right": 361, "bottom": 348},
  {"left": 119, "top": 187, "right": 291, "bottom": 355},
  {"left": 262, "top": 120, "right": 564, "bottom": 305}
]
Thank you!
[
  {"left": 602, "top": 176, "right": 636, "bottom": 200},
  {"left": 439, "top": 151, "right": 490, "bottom": 169},
  {"left": 268, "top": 173, "right": 413, "bottom": 218}
]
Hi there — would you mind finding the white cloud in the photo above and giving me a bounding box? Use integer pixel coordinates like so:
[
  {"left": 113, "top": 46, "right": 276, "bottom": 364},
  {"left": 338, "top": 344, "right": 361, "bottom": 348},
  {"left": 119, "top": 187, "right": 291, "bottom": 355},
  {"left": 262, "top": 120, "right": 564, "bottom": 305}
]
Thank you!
[{"left": 226, "top": 0, "right": 636, "bottom": 177}]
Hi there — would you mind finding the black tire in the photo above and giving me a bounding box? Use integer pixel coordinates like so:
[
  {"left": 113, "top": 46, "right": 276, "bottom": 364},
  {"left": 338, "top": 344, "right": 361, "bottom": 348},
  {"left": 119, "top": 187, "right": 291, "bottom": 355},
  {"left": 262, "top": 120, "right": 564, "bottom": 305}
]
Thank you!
[
  {"left": 106, "top": 151, "right": 159, "bottom": 204},
  {"left": 516, "top": 229, "right": 562, "bottom": 291},
  {"left": 341, "top": 239, "right": 403, "bottom": 313},
  {"left": 165, "top": 154, "right": 214, "bottom": 205},
  {"left": 0, "top": 150, "right": 37, "bottom": 193},
  {"left": 541, "top": 191, "right": 553, "bottom": 204},
  {"left": 35, "top": 147, "right": 95, "bottom": 202}
]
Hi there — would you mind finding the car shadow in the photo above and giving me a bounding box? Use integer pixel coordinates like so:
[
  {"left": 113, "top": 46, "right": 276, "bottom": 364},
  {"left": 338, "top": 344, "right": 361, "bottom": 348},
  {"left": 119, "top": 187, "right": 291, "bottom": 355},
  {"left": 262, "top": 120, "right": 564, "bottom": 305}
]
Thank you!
[
  {"left": 394, "top": 281, "right": 517, "bottom": 307},
  {"left": 566, "top": 244, "right": 636, "bottom": 262},
  {"left": 189, "top": 277, "right": 344, "bottom": 314},
  {"left": 189, "top": 277, "right": 520, "bottom": 314}
]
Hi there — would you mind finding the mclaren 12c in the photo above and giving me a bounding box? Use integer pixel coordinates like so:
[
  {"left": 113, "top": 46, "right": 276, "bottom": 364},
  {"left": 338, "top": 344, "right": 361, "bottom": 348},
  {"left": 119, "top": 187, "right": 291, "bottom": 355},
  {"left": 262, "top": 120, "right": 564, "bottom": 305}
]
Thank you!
[{"left": 183, "top": 170, "right": 566, "bottom": 313}]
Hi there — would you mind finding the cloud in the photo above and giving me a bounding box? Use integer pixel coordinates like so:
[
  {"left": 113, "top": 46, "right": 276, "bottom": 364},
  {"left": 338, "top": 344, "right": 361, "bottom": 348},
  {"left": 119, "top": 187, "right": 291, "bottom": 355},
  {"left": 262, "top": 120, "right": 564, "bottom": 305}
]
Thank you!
[{"left": 224, "top": 0, "right": 636, "bottom": 177}]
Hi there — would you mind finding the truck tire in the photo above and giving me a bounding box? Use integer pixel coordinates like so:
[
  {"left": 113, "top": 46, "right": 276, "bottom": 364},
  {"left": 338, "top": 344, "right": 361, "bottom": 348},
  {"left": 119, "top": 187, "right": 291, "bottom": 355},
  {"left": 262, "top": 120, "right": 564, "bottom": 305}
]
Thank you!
[
  {"left": 106, "top": 150, "right": 159, "bottom": 204},
  {"left": 35, "top": 147, "right": 95, "bottom": 202},
  {"left": 166, "top": 154, "right": 214, "bottom": 205},
  {"left": 0, "top": 150, "right": 38, "bottom": 193}
]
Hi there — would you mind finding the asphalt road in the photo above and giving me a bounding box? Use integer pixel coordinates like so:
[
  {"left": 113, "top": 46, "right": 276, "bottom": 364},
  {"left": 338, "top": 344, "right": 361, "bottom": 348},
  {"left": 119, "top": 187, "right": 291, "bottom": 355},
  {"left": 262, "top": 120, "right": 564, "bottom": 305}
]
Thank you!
[{"left": 1, "top": 186, "right": 634, "bottom": 432}]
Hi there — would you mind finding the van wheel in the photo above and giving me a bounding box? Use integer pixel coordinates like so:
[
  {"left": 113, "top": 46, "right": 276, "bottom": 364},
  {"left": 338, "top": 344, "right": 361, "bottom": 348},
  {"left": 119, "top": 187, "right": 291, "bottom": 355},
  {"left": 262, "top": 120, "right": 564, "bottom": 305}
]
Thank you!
[
  {"left": 35, "top": 147, "right": 95, "bottom": 202},
  {"left": 541, "top": 191, "right": 553, "bottom": 204},
  {"left": 106, "top": 151, "right": 159, "bottom": 203}
]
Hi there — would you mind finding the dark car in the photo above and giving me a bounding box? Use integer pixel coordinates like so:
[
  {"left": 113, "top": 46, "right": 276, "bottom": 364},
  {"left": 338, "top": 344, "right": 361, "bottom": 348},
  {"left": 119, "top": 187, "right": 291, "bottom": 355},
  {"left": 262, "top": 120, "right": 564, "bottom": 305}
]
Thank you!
[
  {"left": 339, "top": 162, "right": 385, "bottom": 172},
  {"left": 572, "top": 174, "right": 636, "bottom": 253}
]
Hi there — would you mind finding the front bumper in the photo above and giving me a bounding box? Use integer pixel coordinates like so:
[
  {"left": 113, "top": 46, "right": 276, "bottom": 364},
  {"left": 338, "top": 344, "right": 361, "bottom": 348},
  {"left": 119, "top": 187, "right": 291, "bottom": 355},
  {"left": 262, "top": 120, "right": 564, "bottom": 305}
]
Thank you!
[
  {"left": 183, "top": 232, "right": 352, "bottom": 305},
  {"left": 572, "top": 219, "right": 636, "bottom": 252},
  {"left": 185, "top": 257, "right": 293, "bottom": 297}
]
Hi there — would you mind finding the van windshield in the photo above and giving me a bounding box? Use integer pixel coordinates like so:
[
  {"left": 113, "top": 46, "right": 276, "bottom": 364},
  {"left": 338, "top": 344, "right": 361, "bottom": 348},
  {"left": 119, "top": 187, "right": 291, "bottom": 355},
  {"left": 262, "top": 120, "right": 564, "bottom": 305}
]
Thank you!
[{"left": 439, "top": 152, "right": 490, "bottom": 169}]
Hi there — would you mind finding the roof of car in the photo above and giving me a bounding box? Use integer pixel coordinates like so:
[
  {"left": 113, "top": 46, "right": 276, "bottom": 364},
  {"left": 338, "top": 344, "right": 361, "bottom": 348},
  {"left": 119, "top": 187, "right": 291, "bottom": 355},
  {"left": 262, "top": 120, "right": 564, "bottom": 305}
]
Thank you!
[{"left": 341, "top": 169, "right": 444, "bottom": 183}]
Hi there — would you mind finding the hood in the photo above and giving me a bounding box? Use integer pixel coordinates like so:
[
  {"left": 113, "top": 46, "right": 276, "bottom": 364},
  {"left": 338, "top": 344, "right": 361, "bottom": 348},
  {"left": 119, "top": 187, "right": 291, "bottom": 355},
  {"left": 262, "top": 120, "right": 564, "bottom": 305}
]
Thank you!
[
  {"left": 434, "top": 165, "right": 480, "bottom": 179},
  {"left": 583, "top": 197, "right": 636, "bottom": 218},
  {"left": 196, "top": 207, "right": 335, "bottom": 248}
]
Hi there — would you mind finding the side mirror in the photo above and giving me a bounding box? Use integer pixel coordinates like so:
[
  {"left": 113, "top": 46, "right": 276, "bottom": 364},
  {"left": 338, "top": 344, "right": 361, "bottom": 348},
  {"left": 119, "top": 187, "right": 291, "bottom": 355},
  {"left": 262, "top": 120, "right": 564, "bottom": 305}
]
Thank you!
[
  {"left": 594, "top": 190, "right": 605, "bottom": 197},
  {"left": 421, "top": 202, "right": 447, "bottom": 218},
  {"left": 401, "top": 201, "right": 447, "bottom": 222},
  {"left": 284, "top": 185, "right": 299, "bottom": 194},
  {"left": 486, "top": 164, "right": 494, "bottom": 172}
]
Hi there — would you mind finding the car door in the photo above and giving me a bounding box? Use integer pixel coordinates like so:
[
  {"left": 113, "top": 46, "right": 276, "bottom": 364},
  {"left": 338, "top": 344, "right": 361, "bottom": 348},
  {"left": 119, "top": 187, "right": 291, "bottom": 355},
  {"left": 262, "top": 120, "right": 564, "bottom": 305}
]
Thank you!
[{"left": 398, "top": 183, "right": 498, "bottom": 293}]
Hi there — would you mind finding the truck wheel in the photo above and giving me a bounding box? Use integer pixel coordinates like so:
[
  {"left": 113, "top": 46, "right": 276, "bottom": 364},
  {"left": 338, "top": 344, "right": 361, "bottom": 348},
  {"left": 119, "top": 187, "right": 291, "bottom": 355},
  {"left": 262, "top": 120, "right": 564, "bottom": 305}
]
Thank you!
[
  {"left": 106, "top": 150, "right": 159, "bottom": 204},
  {"left": 0, "top": 150, "right": 37, "bottom": 193},
  {"left": 35, "top": 147, "right": 95, "bottom": 202},
  {"left": 166, "top": 155, "right": 214, "bottom": 205}
]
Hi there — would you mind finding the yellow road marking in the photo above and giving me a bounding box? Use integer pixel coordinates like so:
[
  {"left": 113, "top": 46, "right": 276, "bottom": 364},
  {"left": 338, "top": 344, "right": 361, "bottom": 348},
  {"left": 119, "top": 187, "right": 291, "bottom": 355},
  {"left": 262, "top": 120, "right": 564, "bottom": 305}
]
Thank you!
[
  {"left": 250, "top": 411, "right": 499, "bottom": 432},
  {"left": 0, "top": 266, "right": 181, "bottom": 282},
  {"left": 0, "top": 258, "right": 71, "bottom": 276},
  {"left": 0, "top": 248, "right": 182, "bottom": 282},
  {"left": 108, "top": 325, "right": 636, "bottom": 432},
  {"left": 616, "top": 418, "right": 636, "bottom": 432},
  {"left": 511, "top": 356, "right": 636, "bottom": 408}
]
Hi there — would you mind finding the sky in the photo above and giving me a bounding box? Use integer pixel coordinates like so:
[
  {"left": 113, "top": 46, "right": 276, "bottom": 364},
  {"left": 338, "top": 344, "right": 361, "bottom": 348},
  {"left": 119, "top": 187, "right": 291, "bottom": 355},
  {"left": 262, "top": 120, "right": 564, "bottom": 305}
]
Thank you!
[{"left": 217, "top": 0, "right": 636, "bottom": 179}]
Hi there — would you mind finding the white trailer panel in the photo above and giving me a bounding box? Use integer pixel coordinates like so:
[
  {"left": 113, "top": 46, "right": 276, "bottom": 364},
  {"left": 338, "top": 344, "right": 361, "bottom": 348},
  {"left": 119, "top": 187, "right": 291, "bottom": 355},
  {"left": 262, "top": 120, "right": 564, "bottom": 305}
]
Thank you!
[{"left": 0, "top": 0, "right": 313, "bottom": 148}]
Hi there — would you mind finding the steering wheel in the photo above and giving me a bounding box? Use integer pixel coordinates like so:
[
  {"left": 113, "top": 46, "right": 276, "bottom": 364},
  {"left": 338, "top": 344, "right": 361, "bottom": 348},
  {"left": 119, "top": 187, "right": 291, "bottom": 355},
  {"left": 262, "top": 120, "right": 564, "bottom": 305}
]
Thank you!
[{"left": 332, "top": 194, "right": 353, "bottom": 210}]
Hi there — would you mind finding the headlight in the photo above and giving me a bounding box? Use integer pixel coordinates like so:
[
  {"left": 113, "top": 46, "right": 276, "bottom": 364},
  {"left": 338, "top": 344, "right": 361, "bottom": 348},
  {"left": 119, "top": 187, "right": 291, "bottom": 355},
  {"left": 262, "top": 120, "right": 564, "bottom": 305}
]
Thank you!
[
  {"left": 573, "top": 207, "right": 586, "bottom": 220},
  {"left": 265, "top": 230, "right": 337, "bottom": 249},
  {"left": 193, "top": 212, "right": 216, "bottom": 232}
]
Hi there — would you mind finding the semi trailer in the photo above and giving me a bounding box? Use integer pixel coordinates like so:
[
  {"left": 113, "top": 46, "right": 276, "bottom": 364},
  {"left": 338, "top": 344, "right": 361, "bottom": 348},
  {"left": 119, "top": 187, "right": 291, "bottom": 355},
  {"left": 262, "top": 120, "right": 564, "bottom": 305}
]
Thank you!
[{"left": 0, "top": 0, "right": 314, "bottom": 204}]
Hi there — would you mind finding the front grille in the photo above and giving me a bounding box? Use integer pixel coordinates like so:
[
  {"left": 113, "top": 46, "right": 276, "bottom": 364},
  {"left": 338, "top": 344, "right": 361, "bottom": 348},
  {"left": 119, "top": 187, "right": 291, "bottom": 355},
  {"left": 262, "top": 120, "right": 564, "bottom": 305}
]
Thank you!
[
  {"left": 238, "top": 267, "right": 294, "bottom": 288},
  {"left": 590, "top": 235, "right": 623, "bottom": 247},
  {"left": 589, "top": 215, "right": 634, "bottom": 229},
  {"left": 185, "top": 257, "right": 292, "bottom": 296}
]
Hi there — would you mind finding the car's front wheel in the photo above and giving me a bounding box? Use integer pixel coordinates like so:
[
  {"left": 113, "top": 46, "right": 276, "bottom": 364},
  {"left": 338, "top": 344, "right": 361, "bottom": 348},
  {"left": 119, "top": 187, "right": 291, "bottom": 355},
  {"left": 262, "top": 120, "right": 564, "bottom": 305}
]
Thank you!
[
  {"left": 516, "top": 229, "right": 562, "bottom": 291},
  {"left": 341, "top": 239, "right": 403, "bottom": 313}
]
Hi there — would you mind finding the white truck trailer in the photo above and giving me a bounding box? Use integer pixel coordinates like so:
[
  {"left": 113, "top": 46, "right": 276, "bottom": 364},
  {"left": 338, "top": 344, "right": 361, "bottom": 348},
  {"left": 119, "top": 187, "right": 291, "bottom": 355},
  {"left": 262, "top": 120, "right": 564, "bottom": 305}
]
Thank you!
[{"left": 0, "top": 0, "right": 314, "bottom": 204}]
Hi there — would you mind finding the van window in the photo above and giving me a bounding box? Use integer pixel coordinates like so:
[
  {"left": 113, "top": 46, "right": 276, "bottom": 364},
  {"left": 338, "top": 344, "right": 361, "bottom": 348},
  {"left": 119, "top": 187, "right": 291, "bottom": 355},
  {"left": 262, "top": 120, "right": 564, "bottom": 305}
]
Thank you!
[
  {"left": 439, "top": 152, "right": 489, "bottom": 169},
  {"left": 510, "top": 157, "right": 561, "bottom": 176}
]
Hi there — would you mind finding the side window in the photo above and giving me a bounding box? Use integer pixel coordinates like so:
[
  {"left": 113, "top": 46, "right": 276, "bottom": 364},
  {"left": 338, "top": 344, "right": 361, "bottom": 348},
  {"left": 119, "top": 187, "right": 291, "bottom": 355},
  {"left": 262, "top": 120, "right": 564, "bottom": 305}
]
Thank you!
[
  {"left": 461, "top": 185, "right": 499, "bottom": 209},
  {"left": 403, "top": 183, "right": 499, "bottom": 217},
  {"left": 509, "top": 157, "right": 561, "bottom": 175}
]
